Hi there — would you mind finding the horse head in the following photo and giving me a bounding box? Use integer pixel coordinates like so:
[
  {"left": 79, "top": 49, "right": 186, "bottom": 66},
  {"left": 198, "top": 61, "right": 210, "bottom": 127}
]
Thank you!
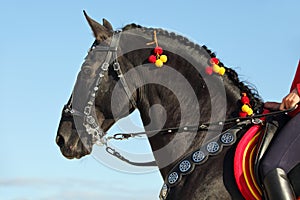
[{"left": 56, "top": 11, "right": 138, "bottom": 159}]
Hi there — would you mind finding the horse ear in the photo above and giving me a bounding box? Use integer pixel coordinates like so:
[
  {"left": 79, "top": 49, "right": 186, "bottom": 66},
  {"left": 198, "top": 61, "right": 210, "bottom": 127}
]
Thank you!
[
  {"left": 103, "top": 18, "right": 113, "bottom": 31},
  {"left": 83, "top": 10, "right": 112, "bottom": 42}
]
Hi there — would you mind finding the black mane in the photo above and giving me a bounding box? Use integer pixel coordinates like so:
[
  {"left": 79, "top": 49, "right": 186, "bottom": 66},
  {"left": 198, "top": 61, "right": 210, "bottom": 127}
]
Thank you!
[{"left": 123, "top": 23, "right": 264, "bottom": 113}]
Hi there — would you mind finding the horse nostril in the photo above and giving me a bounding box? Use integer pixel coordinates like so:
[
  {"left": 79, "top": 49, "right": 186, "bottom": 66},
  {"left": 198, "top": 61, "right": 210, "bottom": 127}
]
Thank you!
[{"left": 56, "top": 135, "right": 65, "bottom": 148}]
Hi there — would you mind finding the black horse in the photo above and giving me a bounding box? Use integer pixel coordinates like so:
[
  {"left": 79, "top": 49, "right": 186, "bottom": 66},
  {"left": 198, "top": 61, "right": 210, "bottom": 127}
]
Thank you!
[{"left": 56, "top": 12, "right": 299, "bottom": 199}]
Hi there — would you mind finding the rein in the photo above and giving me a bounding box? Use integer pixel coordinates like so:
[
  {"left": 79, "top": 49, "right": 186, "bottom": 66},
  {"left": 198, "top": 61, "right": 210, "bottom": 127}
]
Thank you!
[
  {"left": 104, "top": 107, "right": 294, "bottom": 167},
  {"left": 111, "top": 107, "right": 295, "bottom": 140}
]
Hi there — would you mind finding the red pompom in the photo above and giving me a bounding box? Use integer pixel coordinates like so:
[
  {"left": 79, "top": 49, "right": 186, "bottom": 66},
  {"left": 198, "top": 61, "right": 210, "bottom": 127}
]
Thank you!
[
  {"left": 205, "top": 66, "right": 213, "bottom": 75},
  {"left": 239, "top": 111, "right": 248, "bottom": 117},
  {"left": 154, "top": 46, "right": 163, "bottom": 55},
  {"left": 210, "top": 58, "right": 219, "bottom": 65},
  {"left": 148, "top": 55, "right": 157, "bottom": 63},
  {"left": 241, "top": 96, "right": 250, "bottom": 105},
  {"left": 241, "top": 93, "right": 250, "bottom": 104}
]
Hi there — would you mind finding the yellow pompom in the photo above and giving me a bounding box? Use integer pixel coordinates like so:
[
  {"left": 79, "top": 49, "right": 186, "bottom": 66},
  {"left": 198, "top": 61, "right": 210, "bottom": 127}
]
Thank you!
[
  {"left": 241, "top": 104, "right": 250, "bottom": 113},
  {"left": 218, "top": 67, "right": 226, "bottom": 75},
  {"left": 247, "top": 108, "right": 253, "bottom": 116},
  {"left": 212, "top": 64, "right": 220, "bottom": 73},
  {"left": 160, "top": 55, "right": 168, "bottom": 63},
  {"left": 155, "top": 59, "right": 163, "bottom": 67}
]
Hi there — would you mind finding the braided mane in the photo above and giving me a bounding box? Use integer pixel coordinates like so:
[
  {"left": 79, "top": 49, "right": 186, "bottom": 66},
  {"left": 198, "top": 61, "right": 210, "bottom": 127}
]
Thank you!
[{"left": 122, "top": 23, "right": 264, "bottom": 113}]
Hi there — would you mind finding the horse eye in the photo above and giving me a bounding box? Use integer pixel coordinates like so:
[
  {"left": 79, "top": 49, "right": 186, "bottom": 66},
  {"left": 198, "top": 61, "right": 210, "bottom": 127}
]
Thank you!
[{"left": 82, "top": 66, "right": 92, "bottom": 76}]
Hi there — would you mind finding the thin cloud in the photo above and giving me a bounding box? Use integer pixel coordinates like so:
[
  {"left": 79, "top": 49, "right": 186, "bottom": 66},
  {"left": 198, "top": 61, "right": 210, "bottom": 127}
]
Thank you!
[{"left": 0, "top": 177, "right": 158, "bottom": 200}]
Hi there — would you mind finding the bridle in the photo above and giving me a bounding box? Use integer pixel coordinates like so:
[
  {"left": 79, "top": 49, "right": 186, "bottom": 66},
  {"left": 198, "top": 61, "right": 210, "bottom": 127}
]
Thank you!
[
  {"left": 61, "top": 30, "right": 296, "bottom": 199},
  {"left": 63, "top": 32, "right": 136, "bottom": 140},
  {"left": 62, "top": 31, "right": 155, "bottom": 166}
]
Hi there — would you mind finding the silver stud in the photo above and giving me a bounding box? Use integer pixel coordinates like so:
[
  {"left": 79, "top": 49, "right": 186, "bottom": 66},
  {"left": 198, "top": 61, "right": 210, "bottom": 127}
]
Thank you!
[
  {"left": 207, "top": 142, "right": 220, "bottom": 154},
  {"left": 86, "top": 116, "right": 96, "bottom": 124},
  {"left": 221, "top": 132, "right": 234, "bottom": 144},
  {"left": 179, "top": 160, "right": 191, "bottom": 173},
  {"left": 192, "top": 150, "right": 206, "bottom": 163},
  {"left": 168, "top": 172, "right": 179, "bottom": 185}
]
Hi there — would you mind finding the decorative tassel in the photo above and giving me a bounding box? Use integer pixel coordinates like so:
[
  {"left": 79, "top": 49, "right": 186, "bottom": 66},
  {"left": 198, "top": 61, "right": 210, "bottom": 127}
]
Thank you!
[
  {"left": 147, "top": 31, "right": 168, "bottom": 67},
  {"left": 239, "top": 93, "right": 253, "bottom": 117},
  {"left": 205, "top": 57, "right": 226, "bottom": 76}
]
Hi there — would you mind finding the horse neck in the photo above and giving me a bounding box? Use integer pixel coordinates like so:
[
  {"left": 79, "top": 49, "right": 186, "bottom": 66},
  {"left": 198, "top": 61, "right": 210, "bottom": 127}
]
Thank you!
[
  {"left": 121, "top": 28, "right": 248, "bottom": 176},
  {"left": 135, "top": 66, "right": 243, "bottom": 178}
]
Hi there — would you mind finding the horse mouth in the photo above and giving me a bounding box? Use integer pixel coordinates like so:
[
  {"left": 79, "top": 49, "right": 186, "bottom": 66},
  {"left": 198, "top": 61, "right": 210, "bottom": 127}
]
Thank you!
[{"left": 56, "top": 134, "right": 93, "bottom": 159}]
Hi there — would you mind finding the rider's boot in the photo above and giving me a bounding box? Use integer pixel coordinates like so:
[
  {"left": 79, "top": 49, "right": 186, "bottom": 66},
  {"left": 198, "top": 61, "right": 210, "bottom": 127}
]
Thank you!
[{"left": 263, "top": 168, "right": 296, "bottom": 200}]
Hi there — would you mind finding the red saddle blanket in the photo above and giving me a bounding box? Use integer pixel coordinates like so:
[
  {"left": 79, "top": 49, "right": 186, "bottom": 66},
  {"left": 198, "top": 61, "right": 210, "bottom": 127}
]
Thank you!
[{"left": 234, "top": 124, "right": 263, "bottom": 200}]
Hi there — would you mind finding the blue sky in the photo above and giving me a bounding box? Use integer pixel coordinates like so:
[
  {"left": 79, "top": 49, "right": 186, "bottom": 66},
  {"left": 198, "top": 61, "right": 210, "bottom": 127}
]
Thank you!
[{"left": 1, "top": 0, "right": 299, "bottom": 199}]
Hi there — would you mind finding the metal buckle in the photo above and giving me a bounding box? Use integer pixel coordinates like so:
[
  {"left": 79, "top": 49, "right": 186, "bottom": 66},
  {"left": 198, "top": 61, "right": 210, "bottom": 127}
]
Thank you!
[
  {"left": 159, "top": 184, "right": 169, "bottom": 200},
  {"left": 113, "top": 62, "right": 120, "bottom": 71},
  {"left": 84, "top": 106, "right": 91, "bottom": 115},
  {"left": 113, "top": 133, "right": 132, "bottom": 140},
  {"left": 252, "top": 118, "right": 262, "bottom": 124},
  {"left": 63, "top": 105, "right": 72, "bottom": 114},
  {"left": 101, "top": 62, "right": 109, "bottom": 71}
]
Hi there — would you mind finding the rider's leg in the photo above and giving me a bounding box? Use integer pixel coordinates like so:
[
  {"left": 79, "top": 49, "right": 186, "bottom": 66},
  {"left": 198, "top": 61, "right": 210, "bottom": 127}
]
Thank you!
[
  {"left": 263, "top": 168, "right": 295, "bottom": 200},
  {"left": 260, "top": 113, "right": 300, "bottom": 199}
]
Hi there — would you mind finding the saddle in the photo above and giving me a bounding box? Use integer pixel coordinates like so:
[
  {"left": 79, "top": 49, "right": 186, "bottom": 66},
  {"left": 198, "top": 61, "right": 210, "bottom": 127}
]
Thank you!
[{"left": 234, "top": 112, "right": 289, "bottom": 200}]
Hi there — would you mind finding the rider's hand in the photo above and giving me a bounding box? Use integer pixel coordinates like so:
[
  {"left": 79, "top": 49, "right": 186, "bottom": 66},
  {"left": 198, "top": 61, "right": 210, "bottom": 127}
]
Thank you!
[{"left": 279, "top": 88, "right": 300, "bottom": 110}]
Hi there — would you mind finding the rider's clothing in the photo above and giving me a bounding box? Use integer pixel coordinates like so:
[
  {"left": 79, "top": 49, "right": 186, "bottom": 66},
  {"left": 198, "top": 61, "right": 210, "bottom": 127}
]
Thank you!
[
  {"left": 260, "top": 60, "right": 300, "bottom": 177},
  {"left": 289, "top": 60, "right": 300, "bottom": 117},
  {"left": 260, "top": 112, "right": 300, "bottom": 176}
]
